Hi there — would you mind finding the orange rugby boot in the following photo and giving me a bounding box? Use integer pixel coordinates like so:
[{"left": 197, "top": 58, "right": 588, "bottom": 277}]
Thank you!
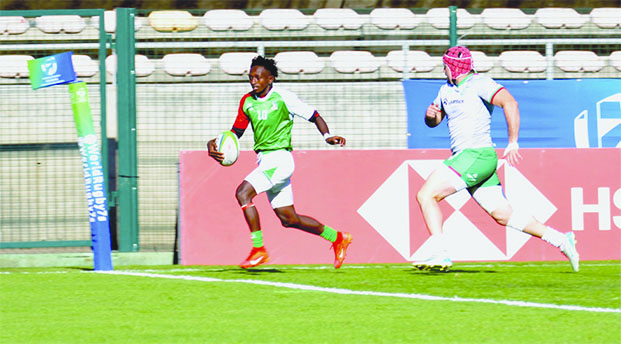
[
  {"left": 331, "top": 232, "right": 352, "bottom": 269},
  {"left": 240, "top": 246, "right": 270, "bottom": 269}
]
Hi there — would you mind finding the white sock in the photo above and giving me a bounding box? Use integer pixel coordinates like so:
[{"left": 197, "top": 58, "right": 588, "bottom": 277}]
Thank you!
[
  {"left": 541, "top": 226, "right": 566, "bottom": 248},
  {"left": 428, "top": 233, "right": 448, "bottom": 256}
]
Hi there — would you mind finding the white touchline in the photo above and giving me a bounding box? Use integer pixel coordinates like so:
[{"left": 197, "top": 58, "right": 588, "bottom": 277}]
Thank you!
[{"left": 99, "top": 270, "right": 621, "bottom": 314}]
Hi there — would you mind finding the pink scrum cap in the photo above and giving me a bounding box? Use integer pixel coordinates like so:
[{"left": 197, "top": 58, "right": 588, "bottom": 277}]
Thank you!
[{"left": 443, "top": 46, "right": 473, "bottom": 80}]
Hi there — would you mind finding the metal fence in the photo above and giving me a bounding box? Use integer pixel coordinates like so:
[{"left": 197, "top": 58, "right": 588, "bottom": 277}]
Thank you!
[
  {"left": 0, "top": 9, "right": 108, "bottom": 252},
  {"left": 1, "top": 7, "right": 620, "bottom": 254}
]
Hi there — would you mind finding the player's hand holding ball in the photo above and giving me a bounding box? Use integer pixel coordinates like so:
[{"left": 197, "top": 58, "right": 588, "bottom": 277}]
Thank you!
[
  {"left": 207, "top": 131, "right": 240, "bottom": 166},
  {"left": 207, "top": 138, "right": 223, "bottom": 163}
]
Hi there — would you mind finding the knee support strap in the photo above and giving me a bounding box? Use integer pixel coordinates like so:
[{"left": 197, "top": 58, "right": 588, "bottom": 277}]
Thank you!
[{"left": 241, "top": 202, "right": 255, "bottom": 210}]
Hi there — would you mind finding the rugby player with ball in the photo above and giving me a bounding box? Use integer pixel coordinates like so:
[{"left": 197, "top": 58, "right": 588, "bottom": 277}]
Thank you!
[{"left": 207, "top": 55, "right": 351, "bottom": 269}]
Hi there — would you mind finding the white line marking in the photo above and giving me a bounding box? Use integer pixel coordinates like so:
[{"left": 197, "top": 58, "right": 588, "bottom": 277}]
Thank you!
[{"left": 99, "top": 270, "right": 621, "bottom": 314}]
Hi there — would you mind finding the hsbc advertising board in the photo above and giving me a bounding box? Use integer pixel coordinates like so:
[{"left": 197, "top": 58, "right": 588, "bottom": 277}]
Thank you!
[{"left": 179, "top": 149, "right": 620, "bottom": 266}]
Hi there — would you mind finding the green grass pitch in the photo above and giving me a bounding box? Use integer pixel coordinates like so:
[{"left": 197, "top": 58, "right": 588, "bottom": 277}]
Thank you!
[{"left": 1, "top": 261, "right": 619, "bottom": 343}]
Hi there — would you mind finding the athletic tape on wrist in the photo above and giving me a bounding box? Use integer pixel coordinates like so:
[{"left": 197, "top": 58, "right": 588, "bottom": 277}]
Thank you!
[
  {"left": 503, "top": 142, "right": 519, "bottom": 156},
  {"left": 323, "top": 132, "right": 332, "bottom": 140}
]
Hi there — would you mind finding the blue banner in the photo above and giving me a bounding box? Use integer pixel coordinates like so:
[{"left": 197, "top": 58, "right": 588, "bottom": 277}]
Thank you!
[{"left": 404, "top": 79, "right": 621, "bottom": 149}]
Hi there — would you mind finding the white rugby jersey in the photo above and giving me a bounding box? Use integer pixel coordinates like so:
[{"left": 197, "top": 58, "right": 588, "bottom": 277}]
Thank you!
[{"left": 432, "top": 73, "right": 505, "bottom": 154}]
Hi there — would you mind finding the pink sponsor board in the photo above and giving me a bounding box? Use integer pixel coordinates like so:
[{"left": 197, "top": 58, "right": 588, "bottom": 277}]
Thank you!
[{"left": 179, "top": 149, "right": 620, "bottom": 266}]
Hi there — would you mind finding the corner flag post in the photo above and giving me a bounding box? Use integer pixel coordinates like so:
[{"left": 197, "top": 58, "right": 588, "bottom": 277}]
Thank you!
[
  {"left": 28, "top": 52, "right": 113, "bottom": 271},
  {"left": 68, "top": 81, "right": 113, "bottom": 271}
]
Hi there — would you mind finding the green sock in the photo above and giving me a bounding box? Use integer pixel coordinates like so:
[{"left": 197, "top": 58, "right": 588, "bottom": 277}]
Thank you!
[
  {"left": 251, "top": 231, "right": 263, "bottom": 248},
  {"left": 320, "top": 225, "right": 338, "bottom": 243}
]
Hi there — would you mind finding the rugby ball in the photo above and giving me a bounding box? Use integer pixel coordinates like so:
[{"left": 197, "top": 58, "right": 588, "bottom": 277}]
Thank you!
[{"left": 215, "top": 131, "right": 239, "bottom": 166}]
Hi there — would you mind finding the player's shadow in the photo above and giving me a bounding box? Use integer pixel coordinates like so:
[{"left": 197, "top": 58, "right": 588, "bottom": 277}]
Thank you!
[
  {"left": 408, "top": 269, "right": 497, "bottom": 275},
  {"left": 186, "top": 267, "right": 282, "bottom": 274},
  {"left": 68, "top": 267, "right": 96, "bottom": 271},
  {"left": 236, "top": 268, "right": 284, "bottom": 274},
  {"left": 174, "top": 266, "right": 285, "bottom": 274}
]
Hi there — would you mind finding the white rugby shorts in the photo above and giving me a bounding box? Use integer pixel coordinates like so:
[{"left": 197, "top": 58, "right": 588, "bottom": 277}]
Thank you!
[{"left": 245, "top": 149, "right": 295, "bottom": 209}]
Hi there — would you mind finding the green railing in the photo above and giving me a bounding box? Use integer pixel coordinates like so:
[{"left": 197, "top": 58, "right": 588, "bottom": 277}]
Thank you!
[{"left": 1, "top": 7, "right": 618, "bottom": 255}]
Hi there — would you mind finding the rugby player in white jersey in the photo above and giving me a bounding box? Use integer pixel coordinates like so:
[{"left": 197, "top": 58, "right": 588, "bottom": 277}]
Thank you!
[
  {"left": 207, "top": 56, "right": 352, "bottom": 269},
  {"left": 414, "top": 46, "right": 579, "bottom": 272}
]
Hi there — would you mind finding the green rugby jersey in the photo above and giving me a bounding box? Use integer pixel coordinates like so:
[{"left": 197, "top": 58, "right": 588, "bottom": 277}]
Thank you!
[{"left": 232, "top": 85, "right": 317, "bottom": 152}]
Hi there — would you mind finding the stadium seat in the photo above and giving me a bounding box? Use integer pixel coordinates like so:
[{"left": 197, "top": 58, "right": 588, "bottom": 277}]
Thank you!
[
  {"left": 386, "top": 50, "right": 437, "bottom": 73},
  {"left": 425, "top": 8, "right": 479, "bottom": 29},
  {"left": 203, "top": 10, "right": 254, "bottom": 31},
  {"left": 590, "top": 8, "right": 621, "bottom": 29},
  {"left": 219, "top": 52, "right": 258, "bottom": 75},
  {"left": 105, "top": 54, "right": 155, "bottom": 77},
  {"left": 471, "top": 51, "right": 495, "bottom": 72},
  {"left": 0, "top": 55, "right": 34, "bottom": 78},
  {"left": 554, "top": 51, "right": 605, "bottom": 72},
  {"left": 610, "top": 51, "right": 621, "bottom": 71},
  {"left": 91, "top": 11, "right": 114, "bottom": 33},
  {"left": 134, "top": 55, "right": 156, "bottom": 77},
  {"left": 162, "top": 53, "right": 211, "bottom": 76},
  {"left": 498, "top": 51, "right": 547, "bottom": 73},
  {"left": 148, "top": 10, "right": 198, "bottom": 32},
  {"left": 274, "top": 51, "right": 324, "bottom": 74},
  {"left": 71, "top": 55, "right": 98, "bottom": 77},
  {"left": 105, "top": 54, "right": 118, "bottom": 75},
  {"left": 0, "top": 16, "right": 29, "bottom": 35},
  {"left": 480, "top": 8, "right": 532, "bottom": 30},
  {"left": 35, "top": 15, "right": 86, "bottom": 33},
  {"left": 91, "top": 10, "right": 144, "bottom": 33},
  {"left": 369, "top": 8, "right": 420, "bottom": 30},
  {"left": 314, "top": 8, "right": 365, "bottom": 30},
  {"left": 534, "top": 8, "right": 588, "bottom": 29},
  {"left": 330, "top": 51, "right": 380, "bottom": 73},
  {"left": 259, "top": 9, "right": 309, "bottom": 30}
]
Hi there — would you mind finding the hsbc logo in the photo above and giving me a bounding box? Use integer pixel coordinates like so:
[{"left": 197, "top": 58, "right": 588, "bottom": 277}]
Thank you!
[{"left": 357, "top": 159, "right": 557, "bottom": 262}]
